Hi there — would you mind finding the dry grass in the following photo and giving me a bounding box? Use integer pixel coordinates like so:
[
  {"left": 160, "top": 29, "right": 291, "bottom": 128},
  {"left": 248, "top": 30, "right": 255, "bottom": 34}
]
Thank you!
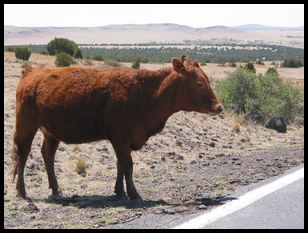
[{"left": 75, "top": 155, "right": 87, "bottom": 177}]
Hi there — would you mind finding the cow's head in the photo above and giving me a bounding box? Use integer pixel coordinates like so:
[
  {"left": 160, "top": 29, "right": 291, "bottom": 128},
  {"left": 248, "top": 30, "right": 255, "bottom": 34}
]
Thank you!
[{"left": 172, "top": 55, "right": 224, "bottom": 115}]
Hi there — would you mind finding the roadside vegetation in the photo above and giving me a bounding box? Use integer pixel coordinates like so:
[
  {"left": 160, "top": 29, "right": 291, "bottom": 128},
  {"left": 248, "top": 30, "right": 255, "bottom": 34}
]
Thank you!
[{"left": 215, "top": 67, "right": 304, "bottom": 125}]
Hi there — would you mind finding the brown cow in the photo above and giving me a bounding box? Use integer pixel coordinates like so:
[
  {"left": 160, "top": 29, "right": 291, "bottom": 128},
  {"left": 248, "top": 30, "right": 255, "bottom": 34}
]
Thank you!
[{"left": 13, "top": 55, "right": 223, "bottom": 203}]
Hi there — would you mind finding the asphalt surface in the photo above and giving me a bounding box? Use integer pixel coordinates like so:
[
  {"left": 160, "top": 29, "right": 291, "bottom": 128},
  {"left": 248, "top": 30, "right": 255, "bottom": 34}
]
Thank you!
[
  {"left": 111, "top": 165, "right": 304, "bottom": 229},
  {"left": 203, "top": 177, "right": 304, "bottom": 229}
]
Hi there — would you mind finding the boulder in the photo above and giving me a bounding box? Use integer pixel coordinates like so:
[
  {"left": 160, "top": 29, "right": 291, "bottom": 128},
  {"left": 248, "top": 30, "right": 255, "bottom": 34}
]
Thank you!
[{"left": 265, "top": 117, "right": 287, "bottom": 133}]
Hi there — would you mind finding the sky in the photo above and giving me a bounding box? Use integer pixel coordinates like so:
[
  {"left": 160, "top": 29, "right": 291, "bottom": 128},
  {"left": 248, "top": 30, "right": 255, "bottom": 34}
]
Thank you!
[{"left": 4, "top": 4, "right": 304, "bottom": 28}]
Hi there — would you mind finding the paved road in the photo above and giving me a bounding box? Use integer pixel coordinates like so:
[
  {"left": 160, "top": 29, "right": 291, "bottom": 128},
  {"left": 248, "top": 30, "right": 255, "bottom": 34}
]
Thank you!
[
  {"left": 111, "top": 165, "right": 304, "bottom": 229},
  {"left": 203, "top": 177, "right": 304, "bottom": 229}
]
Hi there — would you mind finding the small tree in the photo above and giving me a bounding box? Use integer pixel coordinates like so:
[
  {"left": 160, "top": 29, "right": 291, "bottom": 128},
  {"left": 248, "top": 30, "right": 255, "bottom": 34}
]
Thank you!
[
  {"left": 132, "top": 57, "right": 141, "bottom": 69},
  {"left": 15, "top": 46, "right": 31, "bottom": 61},
  {"left": 74, "top": 48, "right": 83, "bottom": 59},
  {"left": 244, "top": 62, "right": 256, "bottom": 73},
  {"left": 265, "top": 67, "right": 279, "bottom": 77},
  {"left": 55, "top": 52, "right": 74, "bottom": 67},
  {"left": 47, "top": 37, "right": 79, "bottom": 56},
  {"left": 281, "top": 58, "right": 303, "bottom": 68},
  {"left": 93, "top": 54, "right": 104, "bottom": 61}
]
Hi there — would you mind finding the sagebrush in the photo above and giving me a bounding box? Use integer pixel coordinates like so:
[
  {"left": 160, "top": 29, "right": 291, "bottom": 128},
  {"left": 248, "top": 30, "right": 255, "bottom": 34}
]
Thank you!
[
  {"left": 55, "top": 52, "right": 74, "bottom": 67},
  {"left": 15, "top": 46, "right": 31, "bottom": 61},
  {"left": 215, "top": 68, "right": 303, "bottom": 124}
]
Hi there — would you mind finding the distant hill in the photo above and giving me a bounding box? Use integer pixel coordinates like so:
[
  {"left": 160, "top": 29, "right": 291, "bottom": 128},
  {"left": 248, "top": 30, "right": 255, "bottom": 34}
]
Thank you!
[{"left": 4, "top": 23, "right": 304, "bottom": 48}]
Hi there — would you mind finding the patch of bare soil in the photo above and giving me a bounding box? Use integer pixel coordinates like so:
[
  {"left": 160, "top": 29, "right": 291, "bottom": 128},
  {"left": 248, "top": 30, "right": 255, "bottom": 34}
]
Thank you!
[{"left": 4, "top": 53, "right": 304, "bottom": 229}]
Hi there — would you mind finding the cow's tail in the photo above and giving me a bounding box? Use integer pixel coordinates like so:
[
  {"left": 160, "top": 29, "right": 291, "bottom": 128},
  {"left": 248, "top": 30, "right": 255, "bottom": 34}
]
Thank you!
[{"left": 12, "top": 133, "right": 19, "bottom": 183}]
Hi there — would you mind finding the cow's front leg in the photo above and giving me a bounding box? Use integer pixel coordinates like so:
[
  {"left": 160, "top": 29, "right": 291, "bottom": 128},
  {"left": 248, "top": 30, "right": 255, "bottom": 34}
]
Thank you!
[
  {"left": 114, "top": 160, "right": 127, "bottom": 199},
  {"left": 112, "top": 143, "right": 143, "bottom": 204}
]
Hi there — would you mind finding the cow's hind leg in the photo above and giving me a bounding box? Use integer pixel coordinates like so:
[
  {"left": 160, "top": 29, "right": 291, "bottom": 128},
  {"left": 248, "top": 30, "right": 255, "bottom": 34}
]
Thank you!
[
  {"left": 41, "top": 134, "right": 62, "bottom": 196},
  {"left": 12, "top": 127, "right": 38, "bottom": 199}
]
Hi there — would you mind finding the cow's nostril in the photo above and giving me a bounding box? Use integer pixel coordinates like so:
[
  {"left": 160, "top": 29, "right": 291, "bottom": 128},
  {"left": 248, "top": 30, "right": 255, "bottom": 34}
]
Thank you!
[{"left": 217, "top": 105, "right": 224, "bottom": 113}]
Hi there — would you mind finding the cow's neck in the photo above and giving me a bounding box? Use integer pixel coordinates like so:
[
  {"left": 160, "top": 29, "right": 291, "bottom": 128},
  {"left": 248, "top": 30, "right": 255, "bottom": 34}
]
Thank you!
[{"left": 152, "top": 70, "right": 183, "bottom": 122}]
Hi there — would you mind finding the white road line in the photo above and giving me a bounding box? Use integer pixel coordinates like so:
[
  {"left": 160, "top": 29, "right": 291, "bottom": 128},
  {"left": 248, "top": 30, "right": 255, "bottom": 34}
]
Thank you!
[{"left": 173, "top": 167, "right": 304, "bottom": 229}]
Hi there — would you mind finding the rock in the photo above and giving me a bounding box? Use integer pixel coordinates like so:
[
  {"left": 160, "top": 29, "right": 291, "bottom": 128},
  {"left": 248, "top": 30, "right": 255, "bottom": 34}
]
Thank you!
[
  {"left": 209, "top": 142, "right": 215, "bottom": 147},
  {"left": 175, "top": 140, "right": 182, "bottom": 146},
  {"left": 150, "top": 165, "right": 155, "bottom": 169},
  {"left": 24, "top": 203, "right": 40, "bottom": 213},
  {"left": 218, "top": 114, "right": 225, "bottom": 119},
  {"left": 190, "top": 160, "right": 197, "bottom": 164},
  {"left": 58, "top": 146, "right": 66, "bottom": 151},
  {"left": 241, "top": 137, "right": 250, "bottom": 143},
  {"left": 229, "top": 179, "right": 241, "bottom": 184},
  {"left": 161, "top": 156, "right": 166, "bottom": 162},
  {"left": 198, "top": 205, "right": 208, "bottom": 210},
  {"left": 198, "top": 154, "right": 203, "bottom": 159},
  {"left": 167, "top": 152, "right": 184, "bottom": 160},
  {"left": 211, "top": 138, "right": 218, "bottom": 142},
  {"left": 80, "top": 184, "right": 88, "bottom": 189},
  {"left": 215, "top": 153, "right": 226, "bottom": 158},
  {"left": 265, "top": 116, "right": 287, "bottom": 133},
  {"left": 162, "top": 208, "right": 176, "bottom": 214},
  {"left": 97, "top": 147, "right": 108, "bottom": 153}
]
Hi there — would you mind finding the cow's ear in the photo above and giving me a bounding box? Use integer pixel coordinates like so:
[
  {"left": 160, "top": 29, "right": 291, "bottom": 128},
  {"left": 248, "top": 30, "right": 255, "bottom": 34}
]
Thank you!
[{"left": 172, "top": 58, "right": 186, "bottom": 74}]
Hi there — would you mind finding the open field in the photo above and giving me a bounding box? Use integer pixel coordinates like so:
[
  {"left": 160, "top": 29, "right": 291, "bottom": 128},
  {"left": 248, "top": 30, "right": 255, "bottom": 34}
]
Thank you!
[{"left": 4, "top": 52, "right": 304, "bottom": 228}]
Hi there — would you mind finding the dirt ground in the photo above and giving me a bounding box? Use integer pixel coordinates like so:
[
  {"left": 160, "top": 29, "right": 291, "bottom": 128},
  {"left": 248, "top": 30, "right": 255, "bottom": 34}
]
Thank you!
[{"left": 4, "top": 52, "right": 304, "bottom": 229}]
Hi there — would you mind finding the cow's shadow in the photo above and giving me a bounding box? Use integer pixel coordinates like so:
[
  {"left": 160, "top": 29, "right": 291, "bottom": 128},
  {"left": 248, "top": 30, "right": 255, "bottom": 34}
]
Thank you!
[
  {"left": 34, "top": 193, "right": 237, "bottom": 210},
  {"left": 38, "top": 194, "right": 169, "bottom": 209}
]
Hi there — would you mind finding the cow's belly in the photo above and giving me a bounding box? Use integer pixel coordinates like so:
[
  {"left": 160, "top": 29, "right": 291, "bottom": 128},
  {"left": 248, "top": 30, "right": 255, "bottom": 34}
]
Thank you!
[{"left": 38, "top": 107, "right": 107, "bottom": 144}]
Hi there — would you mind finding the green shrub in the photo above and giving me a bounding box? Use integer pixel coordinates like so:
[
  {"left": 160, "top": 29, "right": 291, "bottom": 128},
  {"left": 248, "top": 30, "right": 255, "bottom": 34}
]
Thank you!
[
  {"left": 244, "top": 62, "right": 256, "bottom": 73},
  {"left": 15, "top": 46, "right": 31, "bottom": 61},
  {"left": 265, "top": 67, "right": 279, "bottom": 77},
  {"left": 92, "top": 54, "right": 104, "bottom": 61},
  {"left": 55, "top": 52, "right": 74, "bottom": 67},
  {"left": 216, "top": 68, "right": 303, "bottom": 124},
  {"left": 47, "top": 37, "right": 79, "bottom": 57},
  {"left": 132, "top": 57, "right": 141, "bottom": 69},
  {"left": 281, "top": 58, "right": 303, "bottom": 68},
  {"left": 74, "top": 48, "right": 83, "bottom": 59},
  {"left": 104, "top": 59, "right": 121, "bottom": 67}
]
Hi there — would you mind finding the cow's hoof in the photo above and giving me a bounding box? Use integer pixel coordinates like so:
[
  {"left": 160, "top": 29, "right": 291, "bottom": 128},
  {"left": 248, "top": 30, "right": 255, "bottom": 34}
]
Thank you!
[
  {"left": 16, "top": 189, "right": 27, "bottom": 199},
  {"left": 115, "top": 192, "right": 128, "bottom": 201},
  {"left": 130, "top": 195, "right": 145, "bottom": 207},
  {"left": 52, "top": 187, "right": 63, "bottom": 197},
  {"left": 115, "top": 188, "right": 128, "bottom": 200}
]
